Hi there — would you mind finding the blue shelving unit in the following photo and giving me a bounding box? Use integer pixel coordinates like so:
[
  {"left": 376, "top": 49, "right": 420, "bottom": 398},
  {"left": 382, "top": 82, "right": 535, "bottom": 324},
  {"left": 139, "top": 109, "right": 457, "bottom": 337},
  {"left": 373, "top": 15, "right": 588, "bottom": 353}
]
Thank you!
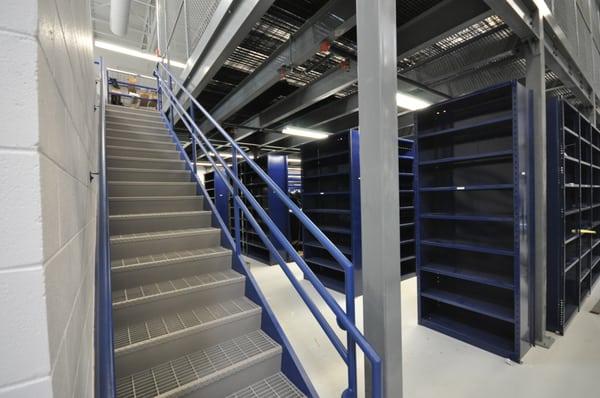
[
  {"left": 547, "top": 97, "right": 600, "bottom": 335},
  {"left": 232, "top": 153, "right": 290, "bottom": 264},
  {"left": 399, "top": 137, "right": 416, "bottom": 275},
  {"left": 415, "top": 81, "right": 533, "bottom": 361},
  {"left": 301, "top": 130, "right": 362, "bottom": 293},
  {"left": 300, "top": 130, "right": 416, "bottom": 294}
]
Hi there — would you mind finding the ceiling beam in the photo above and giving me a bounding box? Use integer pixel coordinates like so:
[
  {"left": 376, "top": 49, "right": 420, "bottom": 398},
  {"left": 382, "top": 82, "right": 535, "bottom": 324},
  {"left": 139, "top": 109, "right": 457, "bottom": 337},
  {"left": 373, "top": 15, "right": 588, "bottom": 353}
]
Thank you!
[
  {"left": 234, "top": 62, "right": 358, "bottom": 141},
  {"left": 397, "top": 0, "right": 492, "bottom": 60},
  {"left": 222, "top": 0, "right": 488, "bottom": 141},
  {"left": 196, "top": 0, "right": 356, "bottom": 134}
]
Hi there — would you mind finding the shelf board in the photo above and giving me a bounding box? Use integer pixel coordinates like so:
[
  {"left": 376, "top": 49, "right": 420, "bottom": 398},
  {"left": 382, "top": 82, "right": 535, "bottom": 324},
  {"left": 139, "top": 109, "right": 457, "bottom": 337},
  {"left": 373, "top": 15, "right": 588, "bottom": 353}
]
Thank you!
[
  {"left": 565, "top": 207, "right": 579, "bottom": 216},
  {"left": 565, "top": 257, "right": 579, "bottom": 273},
  {"left": 420, "top": 314, "right": 514, "bottom": 359},
  {"left": 421, "top": 239, "right": 513, "bottom": 256},
  {"left": 304, "top": 241, "right": 352, "bottom": 256},
  {"left": 420, "top": 213, "right": 513, "bottom": 223},
  {"left": 563, "top": 125, "right": 578, "bottom": 138},
  {"left": 304, "top": 256, "right": 343, "bottom": 271},
  {"left": 564, "top": 154, "right": 580, "bottom": 164},
  {"left": 565, "top": 233, "right": 579, "bottom": 245},
  {"left": 581, "top": 268, "right": 591, "bottom": 281},
  {"left": 317, "top": 226, "right": 352, "bottom": 235},
  {"left": 420, "top": 184, "right": 513, "bottom": 192},
  {"left": 418, "top": 114, "right": 513, "bottom": 139},
  {"left": 421, "top": 263, "right": 513, "bottom": 290},
  {"left": 302, "top": 149, "right": 349, "bottom": 163},
  {"left": 304, "top": 209, "right": 351, "bottom": 215},
  {"left": 421, "top": 288, "right": 514, "bottom": 323},
  {"left": 303, "top": 171, "right": 349, "bottom": 180},
  {"left": 419, "top": 149, "right": 513, "bottom": 167},
  {"left": 302, "top": 191, "right": 350, "bottom": 196}
]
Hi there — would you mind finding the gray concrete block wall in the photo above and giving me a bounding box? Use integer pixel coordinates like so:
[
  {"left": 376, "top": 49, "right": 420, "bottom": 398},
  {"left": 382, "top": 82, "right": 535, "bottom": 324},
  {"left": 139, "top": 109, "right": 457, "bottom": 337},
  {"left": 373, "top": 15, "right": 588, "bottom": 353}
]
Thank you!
[{"left": 0, "top": 0, "right": 96, "bottom": 397}]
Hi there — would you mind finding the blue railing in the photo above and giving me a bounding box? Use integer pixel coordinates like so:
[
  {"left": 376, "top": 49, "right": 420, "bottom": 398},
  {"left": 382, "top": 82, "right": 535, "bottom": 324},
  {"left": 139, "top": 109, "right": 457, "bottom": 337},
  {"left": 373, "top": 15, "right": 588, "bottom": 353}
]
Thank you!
[
  {"left": 155, "top": 62, "right": 382, "bottom": 398},
  {"left": 94, "top": 58, "right": 116, "bottom": 397}
]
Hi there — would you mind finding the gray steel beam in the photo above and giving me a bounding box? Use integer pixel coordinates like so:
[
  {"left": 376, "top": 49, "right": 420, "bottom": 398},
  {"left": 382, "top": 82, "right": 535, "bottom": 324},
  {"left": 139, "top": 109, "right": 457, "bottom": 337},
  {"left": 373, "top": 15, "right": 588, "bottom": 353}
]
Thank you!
[
  {"left": 396, "top": 0, "right": 492, "bottom": 60},
  {"left": 484, "top": 0, "right": 595, "bottom": 105},
  {"left": 235, "top": 63, "right": 358, "bottom": 141},
  {"left": 174, "top": 0, "right": 274, "bottom": 116},
  {"left": 210, "top": 0, "right": 485, "bottom": 146},
  {"left": 294, "top": 93, "right": 359, "bottom": 129},
  {"left": 241, "top": 0, "right": 483, "bottom": 133},
  {"left": 197, "top": 0, "right": 356, "bottom": 134},
  {"left": 356, "top": 0, "right": 402, "bottom": 396},
  {"left": 312, "top": 112, "right": 358, "bottom": 133},
  {"left": 525, "top": 8, "right": 553, "bottom": 349}
]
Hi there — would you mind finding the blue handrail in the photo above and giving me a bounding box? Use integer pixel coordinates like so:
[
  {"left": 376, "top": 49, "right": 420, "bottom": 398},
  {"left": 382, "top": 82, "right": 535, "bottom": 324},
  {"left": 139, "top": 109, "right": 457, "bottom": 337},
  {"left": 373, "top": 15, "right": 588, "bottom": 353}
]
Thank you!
[
  {"left": 94, "top": 58, "right": 116, "bottom": 397},
  {"left": 155, "top": 62, "right": 382, "bottom": 398}
]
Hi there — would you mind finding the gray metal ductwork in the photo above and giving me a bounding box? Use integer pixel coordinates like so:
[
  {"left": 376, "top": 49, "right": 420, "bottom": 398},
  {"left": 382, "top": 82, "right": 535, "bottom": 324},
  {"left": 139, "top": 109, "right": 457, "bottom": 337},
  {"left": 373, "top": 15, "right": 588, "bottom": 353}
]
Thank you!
[{"left": 110, "top": 0, "right": 132, "bottom": 36}]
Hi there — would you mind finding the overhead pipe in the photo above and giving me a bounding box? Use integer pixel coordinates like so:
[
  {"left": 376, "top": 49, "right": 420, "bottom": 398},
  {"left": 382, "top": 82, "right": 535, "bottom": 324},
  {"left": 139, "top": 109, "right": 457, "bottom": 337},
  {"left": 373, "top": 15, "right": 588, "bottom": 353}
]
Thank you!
[{"left": 110, "top": 0, "right": 132, "bottom": 36}]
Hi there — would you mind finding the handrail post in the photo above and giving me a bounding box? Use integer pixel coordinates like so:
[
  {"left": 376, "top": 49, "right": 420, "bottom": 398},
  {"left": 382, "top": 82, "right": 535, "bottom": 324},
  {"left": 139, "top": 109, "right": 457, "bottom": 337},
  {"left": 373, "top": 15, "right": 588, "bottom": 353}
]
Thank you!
[
  {"left": 190, "top": 103, "right": 197, "bottom": 173},
  {"left": 344, "top": 273, "right": 357, "bottom": 398},
  {"left": 231, "top": 146, "right": 242, "bottom": 256},
  {"left": 155, "top": 67, "right": 162, "bottom": 112},
  {"left": 168, "top": 73, "right": 174, "bottom": 126}
]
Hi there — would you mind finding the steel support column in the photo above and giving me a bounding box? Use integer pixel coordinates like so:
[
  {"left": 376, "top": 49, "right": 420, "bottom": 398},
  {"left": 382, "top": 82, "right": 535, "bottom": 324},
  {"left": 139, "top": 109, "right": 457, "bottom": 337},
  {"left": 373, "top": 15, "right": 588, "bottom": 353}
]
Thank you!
[
  {"left": 525, "top": 8, "right": 553, "bottom": 349},
  {"left": 356, "top": 0, "right": 402, "bottom": 396}
]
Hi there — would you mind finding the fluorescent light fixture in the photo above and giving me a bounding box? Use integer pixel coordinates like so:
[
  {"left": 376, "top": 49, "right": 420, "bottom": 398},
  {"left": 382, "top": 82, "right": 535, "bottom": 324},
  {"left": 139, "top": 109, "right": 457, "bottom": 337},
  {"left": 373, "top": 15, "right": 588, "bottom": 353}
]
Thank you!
[
  {"left": 396, "top": 92, "right": 431, "bottom": 111},
  {"left": 288, "top": 158, "right": 301, "bottom": 164},
  {"left": 209, "top": 153, "right": 254, "bottom": 159},
  {"left": 95, "top": 40, "right": 186, "bottom": 69},
  {"left": 282, "top": 126, "right": 329, "bottom": 139},
  {"left": 197, "top": 161, "right": 223, "bottom": 167},
  {"left": 106, "top": 67, "right": 155, "bottom": 80}
]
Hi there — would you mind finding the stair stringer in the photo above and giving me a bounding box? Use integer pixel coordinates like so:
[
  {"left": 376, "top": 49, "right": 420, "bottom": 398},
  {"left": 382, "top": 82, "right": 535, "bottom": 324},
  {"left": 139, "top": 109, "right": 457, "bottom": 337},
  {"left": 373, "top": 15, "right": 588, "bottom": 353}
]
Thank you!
[{"left": 162, "top": 114, "right": 319, "bottom": 398}]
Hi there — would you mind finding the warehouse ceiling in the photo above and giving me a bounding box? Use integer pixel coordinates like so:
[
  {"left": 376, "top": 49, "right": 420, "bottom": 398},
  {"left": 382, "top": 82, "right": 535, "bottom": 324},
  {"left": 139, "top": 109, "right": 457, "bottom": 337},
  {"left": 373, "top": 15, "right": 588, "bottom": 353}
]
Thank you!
[
  {"left": 92, "top": 0, "right": 157, "bottom": 51},
  {"left": 93, "top": 0, "right": 576, "bottom": 157}
]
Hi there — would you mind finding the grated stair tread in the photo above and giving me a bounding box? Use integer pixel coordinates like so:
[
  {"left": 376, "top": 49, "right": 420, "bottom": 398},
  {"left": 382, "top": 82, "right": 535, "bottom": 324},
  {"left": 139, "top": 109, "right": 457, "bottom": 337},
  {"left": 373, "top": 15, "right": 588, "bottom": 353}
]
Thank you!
[
  {"left": 110, "top": 227, "right": 219, "bottom": 243},
  {"left": 114, "top": 297, "right": 260, "bottom": 353},
  {"left": 115, "top": 330, "right": 281, "bottom": 398},
  {"left": 111, "top": 247, "right": 230, "bottom": 272},
  {"left": 109, "top": 210, "right": 210, "bottom": 221},
  {"left": 226, "top": 372, "right": 306, "bottom": 398},
  {"left": 109, "top": 195, "right": 200, "bottom": 202},
  {"left": 112, "top": 270, "right": 244, "bottom": 307}
]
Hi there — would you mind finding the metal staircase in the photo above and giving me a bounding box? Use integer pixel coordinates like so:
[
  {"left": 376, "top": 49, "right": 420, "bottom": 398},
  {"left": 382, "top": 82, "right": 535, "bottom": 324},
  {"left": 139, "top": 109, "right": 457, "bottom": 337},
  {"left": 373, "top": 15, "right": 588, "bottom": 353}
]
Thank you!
[
  {"left": 104, "top": 105, "right": 305, "bottom": 397},
  {"left": 95, "top": 59, "right": 383, "bottom": 398}
]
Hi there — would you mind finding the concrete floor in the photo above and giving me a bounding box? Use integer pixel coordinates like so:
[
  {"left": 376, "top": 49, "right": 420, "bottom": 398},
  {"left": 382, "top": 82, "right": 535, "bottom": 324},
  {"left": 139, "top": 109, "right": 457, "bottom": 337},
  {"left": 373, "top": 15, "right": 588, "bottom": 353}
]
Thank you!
[{"left": 246, "top": 257, "right": 600, "bottom": 398}]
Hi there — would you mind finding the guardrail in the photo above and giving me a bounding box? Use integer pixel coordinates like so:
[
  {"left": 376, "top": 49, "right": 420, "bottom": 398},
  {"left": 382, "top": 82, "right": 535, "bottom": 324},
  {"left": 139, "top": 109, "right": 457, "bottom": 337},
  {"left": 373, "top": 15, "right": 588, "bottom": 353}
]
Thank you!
[
  {"left": 94, "top": 58, "right": 116, "bottom": 397},
  {"left": 155, "top": 62, "right": 382, "bottom": 398}
]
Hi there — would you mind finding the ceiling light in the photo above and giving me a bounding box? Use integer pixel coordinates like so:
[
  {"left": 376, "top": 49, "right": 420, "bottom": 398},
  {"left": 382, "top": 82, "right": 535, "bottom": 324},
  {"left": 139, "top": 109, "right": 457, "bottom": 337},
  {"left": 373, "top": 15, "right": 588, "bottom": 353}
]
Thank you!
[
  {"left": 282, "top": 126, "right": 329, "bottom": 139},
  {"left": 396, "top": 92, "right": 431, "bottom": 111},
  {"left": 208, "top": 153, "right": 254, "bottom": 159},
  {"left": 95, "top": 40, "right": 186, "bottom": 69},
  {"left": 197, "top": 161, "right": 224, "bottom": 167}
]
